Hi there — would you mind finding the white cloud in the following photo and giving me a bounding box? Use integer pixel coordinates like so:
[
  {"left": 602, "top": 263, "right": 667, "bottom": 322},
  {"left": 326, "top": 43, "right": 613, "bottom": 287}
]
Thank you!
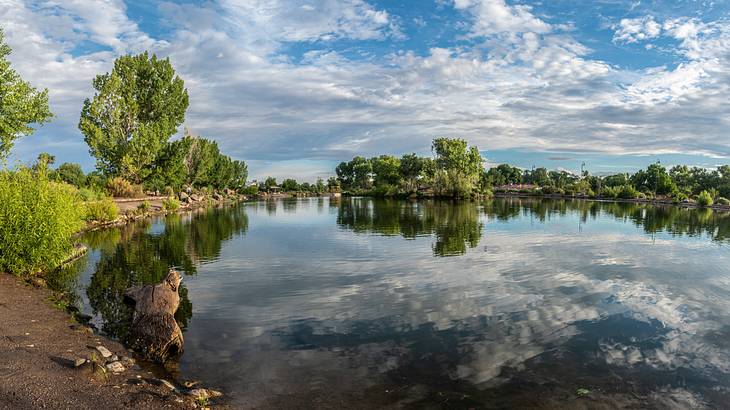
[
  {"left": 613, "top": 16, "right": 662, "bottom": 44},
  {"left": 453, "top": 0, "right": 551, "bottom": 36},
  {"left": 3, "top": 1, "right": 730, "bottom": 179}
]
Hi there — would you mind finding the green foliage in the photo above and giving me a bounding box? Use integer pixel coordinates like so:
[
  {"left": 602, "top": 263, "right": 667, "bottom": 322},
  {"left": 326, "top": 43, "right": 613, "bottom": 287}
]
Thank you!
[
  {"left": 431, "top": 138, "right": 483, "bottom": 197},
  {"left": 327, "top": 176, "right": 341, "bottom": 192},
  {"left": 697, "top": 190, "right": 714, "bottom": 207},
  {"left": 399, "top": 153, "right": 427, "bottom": 192},
  {"left": 162, "top": 197, "right": 180, "bottom": 211},
  {"left": 370, "top": 155, "right": 401, "bottom": 187},
  {"left": 484, "top": 164, "right": 523, "bottom": 186},
  {"left": 54, "top": 162, "right": 86, "bottom": 187},
  {"left": 281, "top": 178, "right": 299, "bottom": 192},
  {"left": 600, "top": 185, "right": 639, "bottom": 199},
  {"left": 137, "top": 200, "right": 151, "bottom": 212},
  {"left": 84, "top": 198, "right": 118, "bottom": 222},
  {"left": 369, "top": 184, "right": 399, "bottom": 197},
  {"left": 631, "top": 163, "right": 677, "bottom": 196},
  {"left": 315, "top": 177, "right": 326, "bottom": 193},
  {"left": 618, "top": 185, "right": 640, "bottom": 199},
  {"left": 78, "top": 187, "right": 105, "bottom": 201},
  {"left": 106, "top": 177, "right": 143, "bottom": 198},
  {"left": 241, "top": 184, "right": 259, "bottom": 195},
  {"left": 262, "top": 177, "right": 277, "bottom": 190},
  {"left": 0, "top": 168, "right": 85, "bottom": 275},
  {"left": 0, "top": 29, "right": 53, "bottom": 159},
  {"left": 79, "top": 52, "right": 189, "bottom": 183}
]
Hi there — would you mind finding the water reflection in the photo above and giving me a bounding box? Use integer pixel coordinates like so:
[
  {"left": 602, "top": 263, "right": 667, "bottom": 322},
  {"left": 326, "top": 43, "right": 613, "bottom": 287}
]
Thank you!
[
  {"left": 337, "top": 198, "right": 483, "bottom": 256},
  {"left": 50, "top": 198, "right": 730, "bottom": 408},
  {"left": 50, "top": 204, "right": 248, "bottom": 342}
]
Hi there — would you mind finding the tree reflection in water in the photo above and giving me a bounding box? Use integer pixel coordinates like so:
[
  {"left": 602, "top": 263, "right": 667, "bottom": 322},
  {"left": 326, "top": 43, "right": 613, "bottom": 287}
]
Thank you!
[
  {"left": 337, "top": 197, "right": 730, "bottom": 258},
  {"left": 337, "top": 198, "right": 483, "bottom": 256},
  {"left": 54, "top": 204, "right": 249, "bottom": 342}
]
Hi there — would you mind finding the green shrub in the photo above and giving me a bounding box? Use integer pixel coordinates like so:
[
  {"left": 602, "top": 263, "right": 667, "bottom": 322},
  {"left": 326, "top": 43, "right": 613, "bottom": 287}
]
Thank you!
[
  {"left": 137, "top": 200, "right": 151, "bottom": 212},
  {"left": 78, "top": 187, "right": 105, "bottom": 201},
  {"left": 163, "top": 186, "right": 175, "bottom": 197},
  {"left": 0, "top": 168, "right": 85, "bottom": 275},
  {"left": 106, "top": 177, "right": 144, "bottom": 198},
  {"left": 697, "top": 190, "right": 714, "bottom": 207},
  {"left": 716, "top": 197, "right": 730, "bottom": 206},
  {"left": 162, "top": 198, "right": 180, "bottom": 211},
  {"left": 84, "top": 198, "right": 118, "bottom": 222},
  {"left": 617, "top": 185, "right": 640, "bottom": 199},
  {"left": 673, "top": 192, "right": 689, "bottom": 203},
  {"left": 241, "top": 185, "right": 259, "bottom": 195}
]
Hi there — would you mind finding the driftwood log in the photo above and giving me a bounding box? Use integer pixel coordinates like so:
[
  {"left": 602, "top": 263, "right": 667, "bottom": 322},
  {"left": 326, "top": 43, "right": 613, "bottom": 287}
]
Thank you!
[{"left": 124, "top": 269, "right": 184, "bottom": 362}]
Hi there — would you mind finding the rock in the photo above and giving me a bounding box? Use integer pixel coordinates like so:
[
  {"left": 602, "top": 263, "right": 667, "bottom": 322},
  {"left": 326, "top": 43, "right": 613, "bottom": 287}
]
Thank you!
[
  {"left": 147, "top": 378, "right": 176, "bottom": 391},
  {"left": 124, "top": 270, "right": 184, "bottom": 362},
  {"left": 190, "top": 194, "right": 203, "bottom": 202},
  {"left": 94, "top": 345, "right": 113, "bottom": 359},
  {"left": 179, "top": 191, "right": 189, "bottom": 201},
  {"left": 109, "top": 355, "right": 119, "bottom": 362},
  {"left": 73, "top": 358, "right": 87, "bottom": 367},
  {"left": 106, "top": 361, "right": 125, "bottom": 373},
  {"left": 187, "top": 388, "right": 222, "bottom": 399},
  {"left": 120, "top": 356, "right": 135, "bottom": 367},
  {"left": 212, "top": 193, "right": 223, "bottom": 201}
]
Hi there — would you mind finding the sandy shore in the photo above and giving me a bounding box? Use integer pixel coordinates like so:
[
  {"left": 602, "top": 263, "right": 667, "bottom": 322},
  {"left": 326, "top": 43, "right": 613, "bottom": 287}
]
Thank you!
[{"left": 0, "top": 274, "right": 204, "bottom": 409}]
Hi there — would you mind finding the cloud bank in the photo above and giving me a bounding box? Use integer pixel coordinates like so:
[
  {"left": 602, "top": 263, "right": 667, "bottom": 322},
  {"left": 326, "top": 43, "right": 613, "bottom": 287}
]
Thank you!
[{"left": 3, "top": 0, "right": 730, "bottom": 179}]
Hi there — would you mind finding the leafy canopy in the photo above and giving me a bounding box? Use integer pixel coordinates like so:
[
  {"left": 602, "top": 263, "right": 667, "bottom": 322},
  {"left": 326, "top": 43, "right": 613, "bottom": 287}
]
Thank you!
[
  {"left": 0, "top": 28, "right": 53, "bottom": 159},
  {"left": 79, "top": 52, "right": 189, "bottom": 183}
]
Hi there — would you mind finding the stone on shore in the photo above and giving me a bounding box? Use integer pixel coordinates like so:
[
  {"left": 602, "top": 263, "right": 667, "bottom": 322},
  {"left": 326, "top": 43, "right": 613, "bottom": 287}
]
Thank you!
[
  {"left": 94, "top": 345, "right": 113, "bottom": 358},
  {"left": 106, "top": 361, "right": 125, "bottom": 373},
  {"left": 124, "top": 269, "right": 184, "bottom": 362}
]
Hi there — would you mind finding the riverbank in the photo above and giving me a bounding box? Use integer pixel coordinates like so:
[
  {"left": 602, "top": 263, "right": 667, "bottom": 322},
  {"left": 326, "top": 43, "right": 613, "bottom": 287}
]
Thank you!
[
  {"left": 0, "top": 274, "right": 217, "bottom": 409},
  {"left": 493, "top": 191, "right": 730, "bottom": 211}
]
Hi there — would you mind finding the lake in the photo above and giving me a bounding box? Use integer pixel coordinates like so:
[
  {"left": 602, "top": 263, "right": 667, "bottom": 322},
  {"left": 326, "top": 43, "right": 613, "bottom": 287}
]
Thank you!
[{"left": 50, "top": 197, "right": 730, "bottom": 408}]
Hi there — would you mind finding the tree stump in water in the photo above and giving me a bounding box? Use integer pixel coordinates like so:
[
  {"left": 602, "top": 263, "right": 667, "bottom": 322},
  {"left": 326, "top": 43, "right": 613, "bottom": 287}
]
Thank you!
[{"left": 124, "top": 269, "right": 184, "bottom": 362}]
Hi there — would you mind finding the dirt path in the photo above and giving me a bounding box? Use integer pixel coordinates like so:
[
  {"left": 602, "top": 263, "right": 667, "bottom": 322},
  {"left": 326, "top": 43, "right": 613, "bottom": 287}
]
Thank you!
[{"left": 0, "top": 274, "right": 193, "bottom": 410}]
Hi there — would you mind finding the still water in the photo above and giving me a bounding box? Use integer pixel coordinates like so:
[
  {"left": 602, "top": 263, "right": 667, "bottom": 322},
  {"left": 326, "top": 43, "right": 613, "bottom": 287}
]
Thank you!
[{"left": 51, "top": 198, "right": 730, "bottom": 408}]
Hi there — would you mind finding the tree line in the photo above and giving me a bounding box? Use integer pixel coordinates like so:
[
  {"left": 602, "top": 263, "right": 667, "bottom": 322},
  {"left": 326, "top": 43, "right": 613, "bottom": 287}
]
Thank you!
[
  {"left": 335, "top": 138, "right": 485, "bottom": 198},
  {"left": 335, "top": 141, "right": 730, "bottom": 206}
]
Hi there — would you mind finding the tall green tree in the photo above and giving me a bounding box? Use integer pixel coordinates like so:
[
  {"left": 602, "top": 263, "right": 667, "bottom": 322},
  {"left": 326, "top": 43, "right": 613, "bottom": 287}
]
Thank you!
[
  {"left": 0, "top": 28, "right": 53, "bottom": 159},
  {"left": 79, "top": 52, "right": 189, "bottom": 183},
  {"left": 431, "top": 138, "right": 483, "bottom": 197},
  {"left": 399, "top": 153, "right": 426, "bottom": 191},
  {"left": 370, "top": 155, "right": 401, "bottom": 187},
  {"left": 54, "top": 162, "right": 86, "bottom": 187}
]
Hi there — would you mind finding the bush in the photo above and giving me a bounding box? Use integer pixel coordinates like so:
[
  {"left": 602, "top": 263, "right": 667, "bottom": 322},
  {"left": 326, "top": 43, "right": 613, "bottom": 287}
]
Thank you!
[
  {"left": 84, "top": 198, "right": 118, "bottom": 222},
  {"left": 241, "top": 185, "right": 259, "bottom": 195},
  {"left": 617, "top": 185, "right": 640, "bottom": 199},
  {"left": 673, "top": 192, "right": 689, "bottom": 203},
  {"left": 697, "top": 190, "right": 714, "bottom": 207},
  {"left": 106, "top": 177, "right": 144, "bottom": 198},
  {"left": 716, "top": 197, "right": 730, "bottom": 206},
  {"left": 137, "top": 200, "right": 151, "bottom": 212},
  {"left": 162, "top": 198, "right": 180, "bottom": 211},
  {"left": 163, "top": 186, "right": 175, "bottom": 197},
  {"left": 0, "top": 168, "right": 86, "bottom": 275},
  {"left": 78, "top": 187, "right": 105, "bottom": 201}
]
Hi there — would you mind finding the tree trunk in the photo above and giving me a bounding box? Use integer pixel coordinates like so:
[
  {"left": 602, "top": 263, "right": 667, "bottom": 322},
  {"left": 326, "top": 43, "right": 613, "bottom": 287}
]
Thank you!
[{"left": 124, "top": 269, "right": 184, "bottom": 362}]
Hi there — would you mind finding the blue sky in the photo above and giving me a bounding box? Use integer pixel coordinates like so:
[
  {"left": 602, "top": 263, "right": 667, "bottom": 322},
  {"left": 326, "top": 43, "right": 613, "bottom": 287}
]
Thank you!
[{"left": 3, "top": 0, "right": 730, "bottom": 180}]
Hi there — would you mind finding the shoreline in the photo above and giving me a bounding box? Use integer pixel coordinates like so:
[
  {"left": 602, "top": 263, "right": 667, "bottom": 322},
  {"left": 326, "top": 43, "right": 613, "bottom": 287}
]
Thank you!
[
  {"left": 0, "top": 273, "right": 223, "bottom": 409},
  {"left": 492, "top": 191, "right": 730, "bottom": 211},
  {"left": 1, "top": 194, "right": 243, "bottom": 408}
]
